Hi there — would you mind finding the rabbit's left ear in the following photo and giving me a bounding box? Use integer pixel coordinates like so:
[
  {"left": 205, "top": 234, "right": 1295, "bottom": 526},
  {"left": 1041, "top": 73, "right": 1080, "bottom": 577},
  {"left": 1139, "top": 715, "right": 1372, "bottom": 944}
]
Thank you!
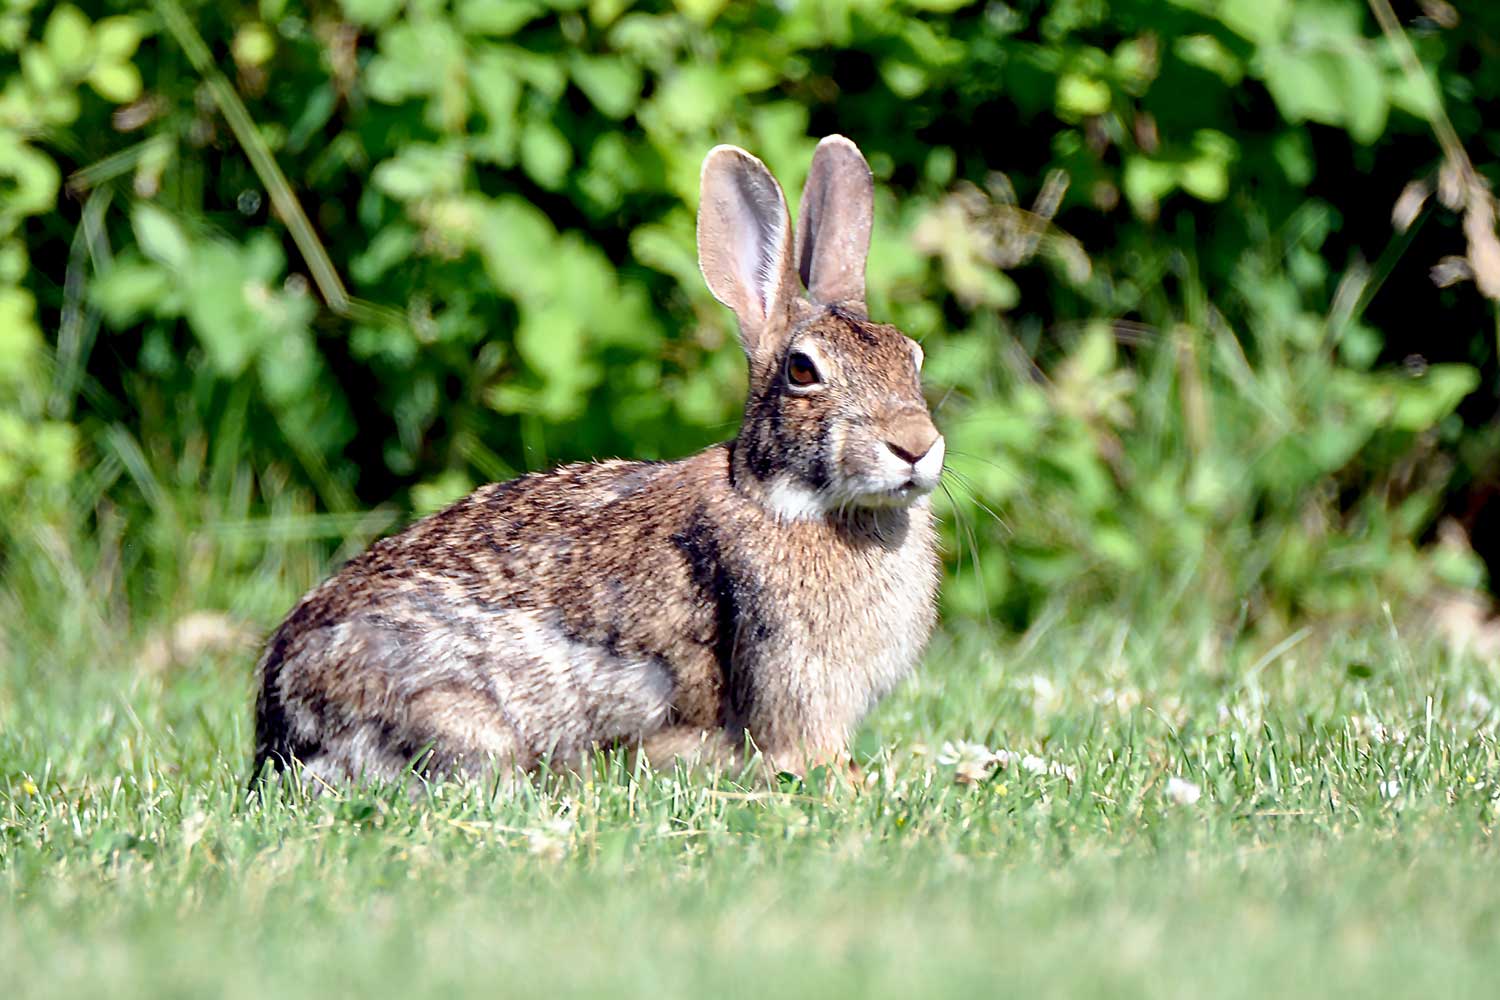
[
  {"left": 795, "top": 135, "right": 874, "bottom": 314},
  {"left": 698, "top": 145, "right": 799, "bottom": 359}
]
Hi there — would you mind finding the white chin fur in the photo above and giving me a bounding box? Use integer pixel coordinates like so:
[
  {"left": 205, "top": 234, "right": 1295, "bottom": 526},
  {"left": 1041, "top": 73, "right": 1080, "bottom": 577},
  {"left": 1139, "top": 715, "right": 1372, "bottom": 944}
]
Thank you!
[{"left": 763, "top": 476, "right": 835, "bottom": 522}]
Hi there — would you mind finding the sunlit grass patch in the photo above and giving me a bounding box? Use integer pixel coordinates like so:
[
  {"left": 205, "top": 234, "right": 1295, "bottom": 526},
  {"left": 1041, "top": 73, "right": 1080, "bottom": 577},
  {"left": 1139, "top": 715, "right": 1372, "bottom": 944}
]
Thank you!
[{"left": 5, "top": 607, "right": 1500, "bottom": 997}]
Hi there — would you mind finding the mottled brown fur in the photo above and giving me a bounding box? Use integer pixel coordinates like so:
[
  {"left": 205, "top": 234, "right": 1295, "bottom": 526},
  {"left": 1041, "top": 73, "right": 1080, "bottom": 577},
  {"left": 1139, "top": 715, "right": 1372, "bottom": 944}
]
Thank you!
[{"left": 252, "top": 137, "right": 944, "bottom": 787}]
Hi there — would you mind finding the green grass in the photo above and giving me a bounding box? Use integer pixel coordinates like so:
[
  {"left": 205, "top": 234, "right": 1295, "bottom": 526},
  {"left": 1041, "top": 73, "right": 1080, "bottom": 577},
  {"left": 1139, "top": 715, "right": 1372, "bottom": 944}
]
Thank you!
[{"left": 4, "top": 597, "right": 1500, "bottom": 998}]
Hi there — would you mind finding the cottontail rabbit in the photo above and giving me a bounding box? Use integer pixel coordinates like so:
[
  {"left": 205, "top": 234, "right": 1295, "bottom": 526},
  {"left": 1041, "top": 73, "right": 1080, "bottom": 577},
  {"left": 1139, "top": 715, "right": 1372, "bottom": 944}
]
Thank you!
[{"left": 252, "top": 136, "right": 945, "bottom": 786}]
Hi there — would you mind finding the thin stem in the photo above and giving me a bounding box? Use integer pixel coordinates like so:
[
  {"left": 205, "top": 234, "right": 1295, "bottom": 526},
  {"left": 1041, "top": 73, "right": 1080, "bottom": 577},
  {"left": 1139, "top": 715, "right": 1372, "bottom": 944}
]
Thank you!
[{"left": 153, "top": 0, "right": 405, "bottom": 330}]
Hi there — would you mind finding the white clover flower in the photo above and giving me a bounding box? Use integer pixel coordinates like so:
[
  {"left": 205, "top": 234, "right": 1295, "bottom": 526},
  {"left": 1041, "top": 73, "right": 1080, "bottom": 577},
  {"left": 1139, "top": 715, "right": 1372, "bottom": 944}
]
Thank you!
[
  {"left": 1352, "top": 715, "right": 1409, "bottom": 746},
  {"left": 525, "top": 817, "right": 574, "bottom": 859},
  {"left": 938, "top": 741, "right": 1076, "bottom": 785},
  {"left": 1002, "top": 749, "right": 1077, "bottom": 782},
  {"left": 1016, "top": 753, "right": 1076, "bottom": 780},
  {"left": 1379, "top": 778, "right": 1402, "bottom": 800},
  {"left": 937, "top": 740, "right": 1000, "bottom": 784},
  {"left": 1164, "top": 776, "right": 1202, "bottom": 805},
  {"left": 1095, "top": 686, "right": 1142, "bottom": 713}
]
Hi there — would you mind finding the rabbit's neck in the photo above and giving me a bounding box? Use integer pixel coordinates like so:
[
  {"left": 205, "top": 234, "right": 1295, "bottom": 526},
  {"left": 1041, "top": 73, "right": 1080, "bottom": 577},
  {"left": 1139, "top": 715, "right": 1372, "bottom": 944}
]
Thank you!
[{"left": 724, "top": 492, "right": 941, "bottom": 766}]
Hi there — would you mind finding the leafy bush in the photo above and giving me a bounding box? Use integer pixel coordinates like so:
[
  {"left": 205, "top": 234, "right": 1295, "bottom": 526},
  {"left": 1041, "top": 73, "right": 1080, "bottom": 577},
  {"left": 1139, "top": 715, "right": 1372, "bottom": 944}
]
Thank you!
[{"left": 4, "top": 0, "right": 1498, "bottom": 639}]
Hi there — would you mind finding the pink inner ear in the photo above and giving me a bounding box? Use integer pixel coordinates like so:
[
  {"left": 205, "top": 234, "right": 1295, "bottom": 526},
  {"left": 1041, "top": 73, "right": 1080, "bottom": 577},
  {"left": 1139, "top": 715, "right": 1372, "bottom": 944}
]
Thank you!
[
  {"left": 747, "top": 219, "right": 785, "bottom": 317},
  {"left": 724, "top": 166, "right": 789, "bottom": 321}
]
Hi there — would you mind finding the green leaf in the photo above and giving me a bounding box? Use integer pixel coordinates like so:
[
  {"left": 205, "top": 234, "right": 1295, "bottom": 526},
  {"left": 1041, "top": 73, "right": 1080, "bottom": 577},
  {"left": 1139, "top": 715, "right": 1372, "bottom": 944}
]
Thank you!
[
  {"left": 648, "top": 65, "right": 730, "bottom": 133},
  {"left": 1260, "top": 46, "right": 1346, "bottom": 127},
  {"left": 569, "top": 55, "right": 642, "bottom": 120},
  {"left": 1272, "top": 130, "right": 1314, "bottom": 186},
  {"left": 902, "top": 0, "right": 978, "bottom": 10},
  {"left": 131, "top": 203, "right": 190, "bottom": 270},
  {"left": 1387, "top": 364, "right": 1479, "bottom": 432},
  {"left": 1122, "top": 157, "right": 1177, "bottom": 216},
  {"left": 372, "top": 145, "right": 466, "bottom": 200},
  {"left": 470, "top": 47, "right": 522, "bottom": 163},
  {"left": 505, "top": 48, "right": 569, "bottom": 99},
  {"left": 340, "top": 0, "right": 406, "bottom": 27},
  {"left": 457, "top": 0, "right": 543, "bottom": 35},
  {"left": 0, "top": 288, "right": 41, "bottom": 384},
  {"left": 1069, "top": 324, "right": 1117, "bottom": 381},
  {"left": 1385, "top": 51, "right": 1440, "bottom": 121},
  {"left": 513, "top": 304, "right": 597, "bottom": 420},
  {"left": 674, "top": 0, "right": 729, "bottom": 25},
  {"left": 232, "top": 23, "right": 276, "bottom": 68},
  {"left": 519, "top": 120, "right": 572, "bottom": 190},
  {"left": 1173, "top": 34, "right": 1243, "bottom": 85},
  {"left": 351, "top": 225, "right": 418, "bottom": 284},
  {"left": 880, "top": 60, "right": 928, "bottom": 99},
  {"left": 1179, "top": 157, "right": 1227, "bottom": 202},
  {"left": 20, "top": 45, "right": 62, "bottom": 94},
  {"left": 0, "top": 134, "right": 61, "bottom": 217},
  {"left": 1218, "top": 0, "right": 1289, "bottom": 44},
  {"left": 90, "top": 259, "right": 173, "bottom": 325},
  {"left": 365, "top": 20, "right": 467, "bottom": 125},
  {"left": 93, "top": 16, "right": 144, "bottom": 60},
  {"left": 257, "top": 326, "right": 321, "bottom": 405},
  {"left": 629, "top": 220, "right": 698, "bottom": 288},
  {"left": 577, "top": 132, "right": 644, "bottom": 212},
  {"left": 1113, "top": 37, "right": 1159, "bottom": 93},
  {"left": 43, "top": 4, "right": 92, "bottom": 78},
  {"left": 87, "top": 60, "right": 142, "bottom": 103},
  {"left": 1179, "top": 130, "right": 1236, "bottom": 202},
  {"left": 182, "top": 245, "right": 260, "bottom": 376},
  {"left": 1338, "top": 49, "right": 1388, "bottom": 145},
  {"left": 477, "top": 197, "right": 558, "bottom": 298},
  {"left": 1056, "top": 73, "right": 1111, "bottom": 119},
  {"left": 411, "top": 469, "right": 475, "bottom": 515},
  {"left": 0, "top": 240, "right": 27, "bottom": 283}
]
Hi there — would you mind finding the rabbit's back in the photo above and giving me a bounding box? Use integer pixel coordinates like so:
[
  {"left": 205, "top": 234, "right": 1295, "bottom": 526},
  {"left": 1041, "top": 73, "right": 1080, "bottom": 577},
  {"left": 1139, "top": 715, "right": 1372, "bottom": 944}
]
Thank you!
[{"left": 253, "top": 450, "right": 734, "bottom": 784}]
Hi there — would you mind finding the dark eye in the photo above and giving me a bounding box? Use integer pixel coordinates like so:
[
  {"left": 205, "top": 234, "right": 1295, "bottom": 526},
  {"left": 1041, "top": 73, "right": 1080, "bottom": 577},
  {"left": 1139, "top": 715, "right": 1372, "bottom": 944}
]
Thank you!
[{"left": 786, "top": 351, "right": 821, "bottom": 388}]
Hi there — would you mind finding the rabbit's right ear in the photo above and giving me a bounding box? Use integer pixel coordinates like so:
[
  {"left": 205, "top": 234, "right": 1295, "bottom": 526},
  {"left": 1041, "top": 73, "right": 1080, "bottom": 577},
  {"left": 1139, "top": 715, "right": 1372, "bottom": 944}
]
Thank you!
[
  {"left": 795, "top": 136, "right": 874, "bottom": 314},
  {"left": 697, "top": 145, "right": 798, "bottom": 358}
]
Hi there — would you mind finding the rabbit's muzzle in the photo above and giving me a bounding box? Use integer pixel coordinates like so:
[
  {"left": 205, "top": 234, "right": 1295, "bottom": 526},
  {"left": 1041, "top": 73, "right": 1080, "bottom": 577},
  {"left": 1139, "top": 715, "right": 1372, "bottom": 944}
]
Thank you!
[{"left": 841, "top": 408, "right": 945, "bottom": 508}]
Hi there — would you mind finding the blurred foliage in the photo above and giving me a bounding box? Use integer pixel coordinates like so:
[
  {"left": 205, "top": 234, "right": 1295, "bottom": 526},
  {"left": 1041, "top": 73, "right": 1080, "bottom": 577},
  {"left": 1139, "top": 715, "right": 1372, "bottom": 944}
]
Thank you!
[{"left": 3, "top": 0, "right": 1500, "bottom": 638}]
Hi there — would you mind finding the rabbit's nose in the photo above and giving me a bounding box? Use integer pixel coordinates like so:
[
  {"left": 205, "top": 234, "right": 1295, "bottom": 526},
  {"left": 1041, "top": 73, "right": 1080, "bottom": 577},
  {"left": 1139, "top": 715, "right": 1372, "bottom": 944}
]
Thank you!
[{"left": 884, "top": 413, "right": 940, "bottom": 464}]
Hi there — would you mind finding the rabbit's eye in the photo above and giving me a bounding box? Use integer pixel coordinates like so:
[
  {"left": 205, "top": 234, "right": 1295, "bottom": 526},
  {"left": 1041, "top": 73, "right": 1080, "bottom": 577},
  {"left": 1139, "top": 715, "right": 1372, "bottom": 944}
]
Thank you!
[{"left": 786, "top": 352, "right": 822, "bottom": 388}]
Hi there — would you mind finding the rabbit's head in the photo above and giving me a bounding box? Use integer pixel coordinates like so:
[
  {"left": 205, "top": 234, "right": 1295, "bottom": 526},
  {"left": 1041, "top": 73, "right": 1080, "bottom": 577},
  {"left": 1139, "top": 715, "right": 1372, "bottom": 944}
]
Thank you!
[{"left": 698, "top": 136, "right": 943, "bottom": 521}]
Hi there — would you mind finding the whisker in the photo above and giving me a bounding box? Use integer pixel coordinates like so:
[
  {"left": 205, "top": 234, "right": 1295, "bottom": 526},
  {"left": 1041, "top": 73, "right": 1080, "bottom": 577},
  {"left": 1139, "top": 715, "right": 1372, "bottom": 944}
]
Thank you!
[
  {"left": 941, "top": 469, "right": 1011, "bottom": 537},
  {"left": 943, "top": 451, "right": 1038, "bottom": 494},
  {"left": 939, "top": 480, "right": 968, "bottom": 591},
  {"left": 931, "top": 382, "right": 966, "bottom": 414},
  {"left": 940, "top": 479, "right": 993, "bottom": 627}
]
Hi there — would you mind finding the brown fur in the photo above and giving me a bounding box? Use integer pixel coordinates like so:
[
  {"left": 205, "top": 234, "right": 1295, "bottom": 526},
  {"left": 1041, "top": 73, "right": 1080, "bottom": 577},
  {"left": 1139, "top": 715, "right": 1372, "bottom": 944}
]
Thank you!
[{"left": 251, "top": 137, "right": 944, "bottom": 786}]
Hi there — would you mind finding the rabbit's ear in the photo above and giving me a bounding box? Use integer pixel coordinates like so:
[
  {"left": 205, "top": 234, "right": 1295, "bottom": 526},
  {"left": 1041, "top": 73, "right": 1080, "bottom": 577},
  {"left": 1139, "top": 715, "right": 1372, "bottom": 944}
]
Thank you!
[
  {"left": 795, "top": 135, "right": 874, "bottom": 314},
  {"left": 698, "top": 145, "right": 798, "bottom": 356}
]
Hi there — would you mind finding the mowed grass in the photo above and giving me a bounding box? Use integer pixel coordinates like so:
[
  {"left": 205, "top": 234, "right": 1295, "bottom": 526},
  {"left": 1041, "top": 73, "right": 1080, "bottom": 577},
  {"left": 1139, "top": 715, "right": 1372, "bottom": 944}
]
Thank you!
[{"left": 4, "top": 597, "right": 1500, "bottom": 998}]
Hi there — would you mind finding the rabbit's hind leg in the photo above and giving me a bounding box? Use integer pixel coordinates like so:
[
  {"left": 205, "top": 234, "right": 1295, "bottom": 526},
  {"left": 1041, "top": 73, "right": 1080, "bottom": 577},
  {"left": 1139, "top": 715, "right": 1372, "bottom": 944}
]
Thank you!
[{"left": 634, "top": 725, "right": 747, "bottom": 776}]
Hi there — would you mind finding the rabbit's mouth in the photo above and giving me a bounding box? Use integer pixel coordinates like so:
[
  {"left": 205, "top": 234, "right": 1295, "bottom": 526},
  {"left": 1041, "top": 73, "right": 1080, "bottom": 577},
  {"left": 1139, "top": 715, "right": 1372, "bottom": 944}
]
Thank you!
[
  {"left": 842, "top": 433, "right": 945, "bottom": 508},
  {"left": 854, "top": 479, "right": 935, "bottom": 509}
]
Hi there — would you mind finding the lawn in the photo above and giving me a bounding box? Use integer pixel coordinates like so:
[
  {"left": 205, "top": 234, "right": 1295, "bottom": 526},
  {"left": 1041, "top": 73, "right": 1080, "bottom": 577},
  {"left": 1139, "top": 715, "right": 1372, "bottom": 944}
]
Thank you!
[{"left": 4, "top": 602, "right": 1499, "bottom": 998}]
